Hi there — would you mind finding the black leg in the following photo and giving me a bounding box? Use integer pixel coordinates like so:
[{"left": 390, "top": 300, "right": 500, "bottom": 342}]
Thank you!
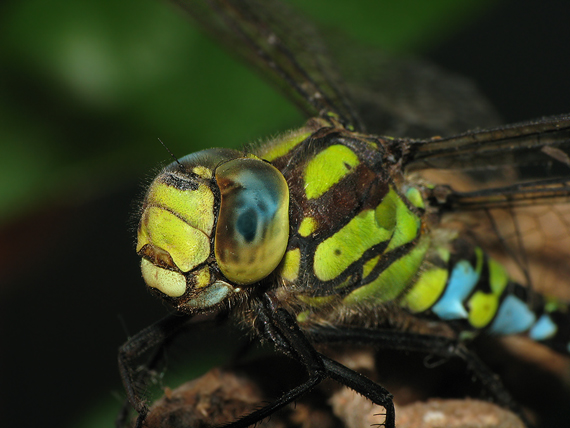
[
  {"left": 118, "top": 308, "right": 530, "bottom": 428},
  {"left": 307, "top": 326, "right": 532, "bottom": 427},
  {"left": 321, "top": 355, "right": 395, "bottom": 427},
  {"left": 217, "top": 372, "right": 326, "bottom": 428},
  {"left": 242, "top": 296, "right": 397, "bottom": 427},
  {"left": 215, "top": 353, "right": 396, "bottom": 428},
  {"left": 117, "top": 313, "right": 193, "bottom": 427}
]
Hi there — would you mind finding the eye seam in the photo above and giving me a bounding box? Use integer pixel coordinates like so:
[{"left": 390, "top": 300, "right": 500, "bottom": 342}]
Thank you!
[{"left": 209, "top": 175, "right": 223, "bottom": 262}]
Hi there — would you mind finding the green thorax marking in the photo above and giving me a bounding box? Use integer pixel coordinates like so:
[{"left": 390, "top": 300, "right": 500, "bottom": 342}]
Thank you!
[
  {"left": 304, "top": 144, "right": 360, "bottom": 200},
  {"left": 262, "top": 121, "right": 427, "bottom": 315}
]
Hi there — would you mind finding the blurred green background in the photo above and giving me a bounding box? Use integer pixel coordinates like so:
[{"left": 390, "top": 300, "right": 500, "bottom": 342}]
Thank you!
[
  {"left": 0, "top": 0, "right": 500, "bottom": 224},
  {"left": 2, "top": 0, "right": 570, "bottom": 427}
]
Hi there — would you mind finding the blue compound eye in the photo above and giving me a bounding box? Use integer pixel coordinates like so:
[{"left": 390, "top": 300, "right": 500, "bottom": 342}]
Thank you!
[{"left": 214, "top": 157, "right": 290, "bottom": 285}]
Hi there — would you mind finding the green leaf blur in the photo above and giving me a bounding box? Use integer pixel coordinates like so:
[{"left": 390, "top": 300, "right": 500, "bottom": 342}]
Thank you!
[{"left": 0, "top": 0, "right": 496, "bottom": 223}]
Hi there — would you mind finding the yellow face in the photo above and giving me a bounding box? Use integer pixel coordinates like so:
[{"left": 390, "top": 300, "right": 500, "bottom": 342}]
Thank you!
[{"left": 136, "top": 148, "right": 289, "bottom": 312}]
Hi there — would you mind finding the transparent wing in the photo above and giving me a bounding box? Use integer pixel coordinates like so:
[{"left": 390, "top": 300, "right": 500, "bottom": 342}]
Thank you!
[
  {"left": 406, "top": 115, "right": 570, "bottom": 295},
  {"left": 169, "top": 0, "right": 500, "bottom": 137},
  {"left": 407, "top": 114, "right": 570, "bottom": 172},
  {"left": 170, "top": 0, "right": 363, "bottom": 129},
  {"left": 436, "top": 200, "right": 570, "bottom": 300},
  {"left": 331, "top": 44, "right": 501, "bottom": 137}
]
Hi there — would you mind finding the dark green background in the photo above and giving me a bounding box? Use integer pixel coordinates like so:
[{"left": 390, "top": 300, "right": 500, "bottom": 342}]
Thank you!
[{"left": 1, "top": 0, "right": 570, "bottom": 427}]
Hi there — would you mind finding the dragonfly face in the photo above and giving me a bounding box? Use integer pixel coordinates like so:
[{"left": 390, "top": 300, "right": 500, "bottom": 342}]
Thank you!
[{"left": 136, "top": 147, "right": 289, "bottom": 311}]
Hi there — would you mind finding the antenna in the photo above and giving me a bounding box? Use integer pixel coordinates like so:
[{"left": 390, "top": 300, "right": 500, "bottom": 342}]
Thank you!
[{"left": 158, "top": 138, "right": 183, "bottom": 168}]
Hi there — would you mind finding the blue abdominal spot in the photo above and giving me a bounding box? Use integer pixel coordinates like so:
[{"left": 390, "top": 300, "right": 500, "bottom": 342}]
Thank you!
[
  {"left": 489, "top": 295, "right": 536, "bottom": 335},
  {"left": 432, "top": 260, "right": 479, "bottom": 320},
  {"left": 529, "top": 313, "right": 558, "bottom": 341}
]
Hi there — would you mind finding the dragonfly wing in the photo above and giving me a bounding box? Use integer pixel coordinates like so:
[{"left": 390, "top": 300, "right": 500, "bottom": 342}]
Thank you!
[
  {"left": 170, "top": 0, "right": 502, "bottom": 138},
  {"left": 406, "top": 114, "right": 570, "bottom": 173},
  {"left": 170, "top": 0, "right": 363, "bottom": 129},
  {"left": 434, "top": 200, "right": 570, "bottom": 301},
  {"left": 332, "top": 44, "right": 501, "bottom": 137},
  {"left": 407, "top": 115, "right": 570, "bottom": 296}
]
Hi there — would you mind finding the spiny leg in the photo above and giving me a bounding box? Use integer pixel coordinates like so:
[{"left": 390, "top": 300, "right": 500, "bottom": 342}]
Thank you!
[
  {"left": 247, "top": 296, "right": 396, "bottom": 427},
  {"left": 308, "top": 326, "right": 531, "bottom": 427},
  {"left": 117, "top": 313, "right": 194, "bottom": 427},
  {"left": 321, "top": 355, "right": 395, "bottom": 427},
  {"left": 118, "top": 302, "right": 397, "bottom": 428}
]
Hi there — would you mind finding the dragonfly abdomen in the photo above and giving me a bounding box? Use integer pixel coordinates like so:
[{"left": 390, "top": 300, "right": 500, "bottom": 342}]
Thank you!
[{"left": 402, "top": 238, "right": 570, "bottom": 353}]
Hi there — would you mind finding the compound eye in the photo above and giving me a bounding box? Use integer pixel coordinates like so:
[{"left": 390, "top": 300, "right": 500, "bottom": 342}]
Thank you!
[{"left": 214, "top": 157, "right": 289, "bottom": 285}]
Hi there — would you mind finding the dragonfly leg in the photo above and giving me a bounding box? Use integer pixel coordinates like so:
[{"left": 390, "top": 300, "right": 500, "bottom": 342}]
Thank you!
[
  {"left": 322, "top": 355, "right": 395, "bottom": 427},
  {"left": 308, "top": 326, "right": 531, "bottom": 427},
  {"left": 240, "top": 296, "right": 396, "bottom": 428},
  {"left": 213, "top": 354, "right": 395, "bottom": 428},
  {"left": 117, "top": 313, "right": 193, "bottom": 428}
]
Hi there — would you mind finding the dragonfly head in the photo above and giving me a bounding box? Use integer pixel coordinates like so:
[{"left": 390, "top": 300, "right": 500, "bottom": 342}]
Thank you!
[{"left": 136, "top": 148, "right": 290, "bottom": 312}]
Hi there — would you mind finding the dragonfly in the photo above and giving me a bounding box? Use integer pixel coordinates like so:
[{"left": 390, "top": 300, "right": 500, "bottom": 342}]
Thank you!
[{"left": 118, "top": 1, "right": 570, "bottom": 427}]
